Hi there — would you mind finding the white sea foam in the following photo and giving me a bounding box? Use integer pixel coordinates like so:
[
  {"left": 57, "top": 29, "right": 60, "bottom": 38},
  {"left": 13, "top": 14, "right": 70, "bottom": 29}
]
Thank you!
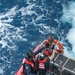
[
  {"left": 0, "top": 67, "right": 4, "bottom": 75},
  {"left": 0, "top": 6, "right": 17, "bottom": 23},
  {"left": 0, "top": 6, "right": 28, "bottom": 50},
  {"left": 61, "top": 1, "right": 75, "bottom": 57},
  {"left": 0, "top": 6, "right": 29, "bottom": 75},
  {"left": 19, "top": 4, "right": 36, "bottom": 16}
]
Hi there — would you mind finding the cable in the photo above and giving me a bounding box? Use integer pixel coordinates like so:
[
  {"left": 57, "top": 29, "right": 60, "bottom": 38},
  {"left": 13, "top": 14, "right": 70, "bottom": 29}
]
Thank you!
[
  {"left": 50, "top": 0, "right": 52, "bottom": 35},
  {"left": 50, "top": 0, "right": 55, "bottom": 75}
]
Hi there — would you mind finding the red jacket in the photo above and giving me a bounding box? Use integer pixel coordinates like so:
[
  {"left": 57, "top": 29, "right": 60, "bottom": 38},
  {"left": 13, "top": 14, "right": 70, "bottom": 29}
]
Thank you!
[{"left": 38, "top": 58, "right": 47, "bottom": 70}]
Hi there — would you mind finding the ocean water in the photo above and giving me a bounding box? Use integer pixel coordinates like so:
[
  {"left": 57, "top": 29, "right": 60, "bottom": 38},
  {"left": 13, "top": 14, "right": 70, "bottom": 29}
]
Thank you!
[{"left": 0, "top": 0, "right": 75, "bottom": 75}]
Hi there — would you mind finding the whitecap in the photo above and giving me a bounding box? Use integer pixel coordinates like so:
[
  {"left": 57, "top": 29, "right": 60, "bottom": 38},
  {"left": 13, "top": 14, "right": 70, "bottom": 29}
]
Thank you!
[{"left": 61, "top": 1, "right": 75, "bottom": 59}]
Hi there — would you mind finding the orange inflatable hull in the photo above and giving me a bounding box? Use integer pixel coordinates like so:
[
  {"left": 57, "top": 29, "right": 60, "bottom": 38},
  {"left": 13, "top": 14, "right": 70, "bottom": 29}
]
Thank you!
[
  {"left": 15, "top": 45, "right": 40, "bottom": 75},
  {"left": 15, "top": 65, "right": 25, "bottom": 75}
]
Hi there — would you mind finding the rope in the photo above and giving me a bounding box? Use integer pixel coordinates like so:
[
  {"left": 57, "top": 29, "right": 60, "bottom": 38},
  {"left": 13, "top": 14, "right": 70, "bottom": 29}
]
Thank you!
[
  {"left": 50, "top": 0, "right": 52, "bottom": 35},
  {"left": 50, "top": 1, "right": 55, "bottom": 75}
]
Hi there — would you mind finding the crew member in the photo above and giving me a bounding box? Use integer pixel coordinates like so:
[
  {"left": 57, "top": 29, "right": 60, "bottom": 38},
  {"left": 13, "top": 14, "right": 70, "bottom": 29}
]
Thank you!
[
  {"left": 37, "top": 49, "right": 57, "bottom": 75},
  {"left": 24, "top": 51, "right": 36, "bottom": 75},
  {"left": 34, "top": 36, "right": 64, "bottom": 57},
  {"left": 41, "top": 36, "right": 64, "bottom": 54}
]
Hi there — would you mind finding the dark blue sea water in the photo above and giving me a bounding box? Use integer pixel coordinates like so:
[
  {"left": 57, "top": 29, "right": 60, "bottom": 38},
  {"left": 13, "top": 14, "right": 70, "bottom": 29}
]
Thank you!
[{"left": 0, "top": 0, "right": 75, "bottom": 75}]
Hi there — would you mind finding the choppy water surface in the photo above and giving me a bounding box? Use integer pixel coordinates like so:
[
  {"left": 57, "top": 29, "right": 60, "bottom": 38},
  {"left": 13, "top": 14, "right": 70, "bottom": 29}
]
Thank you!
[{"left": 0, "top": 0, "right": 75, "bottom": 75}]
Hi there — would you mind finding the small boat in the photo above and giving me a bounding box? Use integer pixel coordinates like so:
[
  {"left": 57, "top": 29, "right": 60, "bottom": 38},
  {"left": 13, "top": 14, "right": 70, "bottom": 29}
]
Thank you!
[{"left": 15, "top": 44, "right": 75, "bottom": 75}]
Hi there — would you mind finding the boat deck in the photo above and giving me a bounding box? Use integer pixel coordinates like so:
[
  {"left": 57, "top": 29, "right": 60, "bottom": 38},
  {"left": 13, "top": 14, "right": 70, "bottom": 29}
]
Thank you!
[{"left": 46, "top": 53, "right": 75, "bottom": 75}]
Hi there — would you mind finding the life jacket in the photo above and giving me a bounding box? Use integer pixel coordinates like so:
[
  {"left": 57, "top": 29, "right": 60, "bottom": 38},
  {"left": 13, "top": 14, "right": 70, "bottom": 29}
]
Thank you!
[
  {"left": 43, "top": 39, "right": 64, "bottom": 53},
  {"left": 25, "top": 59, "right": 34, "bottom": 68},
  {"left": 15, "top": 58, "right": 34, "bottom": 75},
  {"left": 38, "top": 58, "right": 47, "bottom": 70},
  {"left": 53, "top": 39, "right": 64, "bottom": 53},
  {"left": 43, "top": 49, "right": 52, "bottom": 56},
  {"left": 53, "top": 40, "right": 64, "bottom": 49}
]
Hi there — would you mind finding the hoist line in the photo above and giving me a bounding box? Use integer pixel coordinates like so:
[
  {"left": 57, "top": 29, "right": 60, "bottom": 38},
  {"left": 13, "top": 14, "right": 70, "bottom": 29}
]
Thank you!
[{"left": 50, "top": 0, "right": 52, "bottom": 35}]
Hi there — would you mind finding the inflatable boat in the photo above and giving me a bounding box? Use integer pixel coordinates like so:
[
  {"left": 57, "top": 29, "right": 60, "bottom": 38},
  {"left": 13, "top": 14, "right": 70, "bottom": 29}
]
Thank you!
[{"left": 15, "top": 44, "right": 75, "bottom": 75}]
